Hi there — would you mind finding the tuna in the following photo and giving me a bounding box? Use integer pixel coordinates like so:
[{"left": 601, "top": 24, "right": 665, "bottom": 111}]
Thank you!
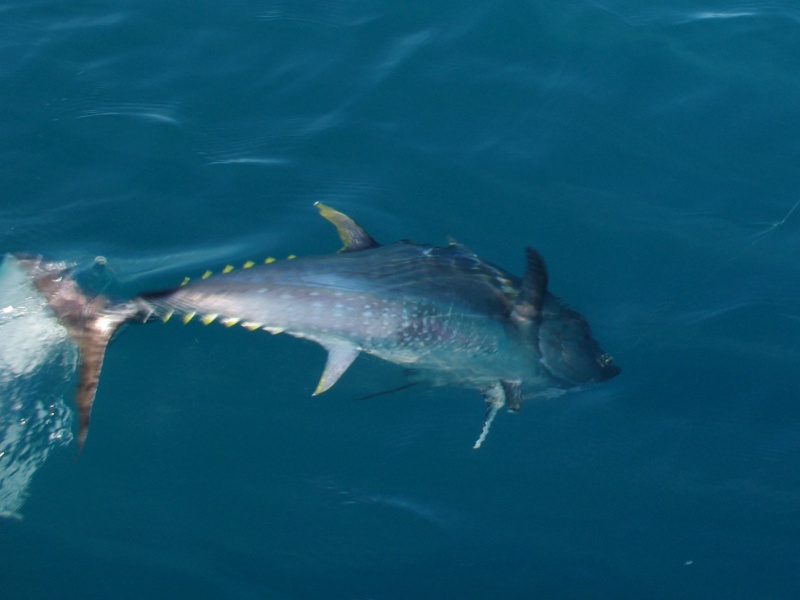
[{"left": 15, "top": 203, "right": 619, "bottom": 449}]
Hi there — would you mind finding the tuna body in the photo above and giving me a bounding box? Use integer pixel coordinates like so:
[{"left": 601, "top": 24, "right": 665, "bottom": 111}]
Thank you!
[
  {"left": 16, "top": 203, "right": 619, "bottom": 448},
  {"left": 146, "top": 242, "right": 542, "bottom": 389}
]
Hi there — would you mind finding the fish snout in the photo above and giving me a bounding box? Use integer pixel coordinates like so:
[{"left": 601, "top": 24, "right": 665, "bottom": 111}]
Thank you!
[
  {"left": 595, "top": 354, "right": 621, "bottom": 381},
  {"left": 537, "top": 310, "right": 620, "bottom": 387}
]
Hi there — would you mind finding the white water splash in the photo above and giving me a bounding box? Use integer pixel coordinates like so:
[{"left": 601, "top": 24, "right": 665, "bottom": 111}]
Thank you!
[{"left": 0, "top": 255, "right": 75, "bottom": 519}]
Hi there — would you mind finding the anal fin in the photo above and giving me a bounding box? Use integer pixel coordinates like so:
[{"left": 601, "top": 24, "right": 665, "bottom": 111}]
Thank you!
[{"left": 313, "top": 342, "right": 359, "bottom": 395}]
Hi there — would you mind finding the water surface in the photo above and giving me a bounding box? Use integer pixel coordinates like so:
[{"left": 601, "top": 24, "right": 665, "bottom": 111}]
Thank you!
[{"left": 2, "top": 1, "right": 800, "bottom": 598}]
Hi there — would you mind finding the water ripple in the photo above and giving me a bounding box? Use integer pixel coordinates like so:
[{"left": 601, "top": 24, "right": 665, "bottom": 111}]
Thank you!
[
  {"left": 76, "top": 102, "right": 182, "bottom": 125},
  {"left": 589, "top": 1, "right": 800, "bottom": 26}
]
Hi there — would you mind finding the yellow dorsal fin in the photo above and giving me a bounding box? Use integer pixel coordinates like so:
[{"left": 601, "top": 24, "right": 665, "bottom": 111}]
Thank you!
[{"left": 314, "top": 202, "right": 379, "bottom": 252}]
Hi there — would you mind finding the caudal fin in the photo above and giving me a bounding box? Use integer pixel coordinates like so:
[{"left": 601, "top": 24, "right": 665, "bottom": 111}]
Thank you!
[{"left": 14, "top": 255, "right": 138, "bottom": 448}]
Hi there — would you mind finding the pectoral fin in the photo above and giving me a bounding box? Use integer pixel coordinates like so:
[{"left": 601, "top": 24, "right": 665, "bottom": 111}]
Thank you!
[
  {"left": 501, "top": 379, "right": 522, "bottom": 411},
  {"left": 313, "top": 342, "right": 360, "bottom": 395}
]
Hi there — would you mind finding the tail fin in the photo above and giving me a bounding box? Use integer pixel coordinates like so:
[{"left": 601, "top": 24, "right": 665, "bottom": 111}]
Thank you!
[{"left": 14, "top": 255, "right": 138, "bottom": 448}]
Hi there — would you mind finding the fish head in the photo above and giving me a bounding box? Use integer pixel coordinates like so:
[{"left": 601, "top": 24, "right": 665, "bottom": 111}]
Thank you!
[{"left": 536, "top": 301, "right": 620, "bottom": 386}]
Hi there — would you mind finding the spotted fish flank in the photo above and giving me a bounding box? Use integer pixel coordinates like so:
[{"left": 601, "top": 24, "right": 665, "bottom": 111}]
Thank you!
[{"left": 16, "top": 203, "right": 619, "bottom": 449}]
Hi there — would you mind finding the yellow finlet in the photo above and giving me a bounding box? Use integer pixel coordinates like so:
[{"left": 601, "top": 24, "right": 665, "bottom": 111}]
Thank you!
[
  {"left": 222, "top": 264, "right": 234, "bottom": 274},
  {"left": 287, "top": 254, "right": 296, "bottom": 260},
  {"left": 201, "top": 314, "right": 218, "bottom": 325},
  {"left": 243, "top": 260, "right": 255, "bottom": 269},
  {"left": 242, "top": 321, "right": 262, "bottom": 331},
  {"left": 180, "top": 277, "right": 190, "bottom": 286},
  {"left": 182, "top": 312, "right": 196, "bottom": 324},
  {"left": 264, "top": 257, "right": 276, "bottom": 264},
  {"left": 201, "top": 270, "right": 213, "bottom": 280},
  {"left": 161, "top": 310, "right": 174, "bottom": 323},
  {"left": 263, "top": 326, "right": 284, "bottom": 335},
  {"left": 220, "top": 317, "right": 240, "bottom": 327}
]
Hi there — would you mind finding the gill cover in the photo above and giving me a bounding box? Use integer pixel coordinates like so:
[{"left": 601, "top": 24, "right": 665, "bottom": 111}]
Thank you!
[
  {"left": 538, "top": 299, "right": 620, "bottom": 385},
  {"left": 509, "top": 248, "right": 619, "bottom": 386}
]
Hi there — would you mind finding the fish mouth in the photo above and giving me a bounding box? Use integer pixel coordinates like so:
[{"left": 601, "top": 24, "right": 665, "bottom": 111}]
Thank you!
[
  {"left": 596, "top": 353, "right": 621, "bottom": 381},
  {"left": 597, "top": 363, "right": 621, "bottom": 381},
  {"left": 539, "top": 350, "right": 621, "bottom": 387}
]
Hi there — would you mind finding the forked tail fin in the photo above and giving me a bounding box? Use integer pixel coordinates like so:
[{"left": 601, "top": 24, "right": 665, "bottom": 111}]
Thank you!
[{"left": 14, "top": 255, "right": 139, "bottom": 448}]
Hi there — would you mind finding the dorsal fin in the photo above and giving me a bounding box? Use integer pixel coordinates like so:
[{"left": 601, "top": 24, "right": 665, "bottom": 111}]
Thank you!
[
  {"left": 314, "top": 202, "right": 379, "bottom": 252},
  {"left": 510, "top": 247, "right": 548, "bottom": 326}
]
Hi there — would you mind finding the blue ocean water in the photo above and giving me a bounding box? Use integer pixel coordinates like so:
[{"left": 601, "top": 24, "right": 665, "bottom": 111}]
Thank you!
[{"left": 2, "top": 1, "right": 800, "bottom": 598}]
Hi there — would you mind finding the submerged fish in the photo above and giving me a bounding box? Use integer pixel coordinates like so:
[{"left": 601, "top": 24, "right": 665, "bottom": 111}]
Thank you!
[{"left": 15, "top": 203, "right": 619, "bottom": 449}]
